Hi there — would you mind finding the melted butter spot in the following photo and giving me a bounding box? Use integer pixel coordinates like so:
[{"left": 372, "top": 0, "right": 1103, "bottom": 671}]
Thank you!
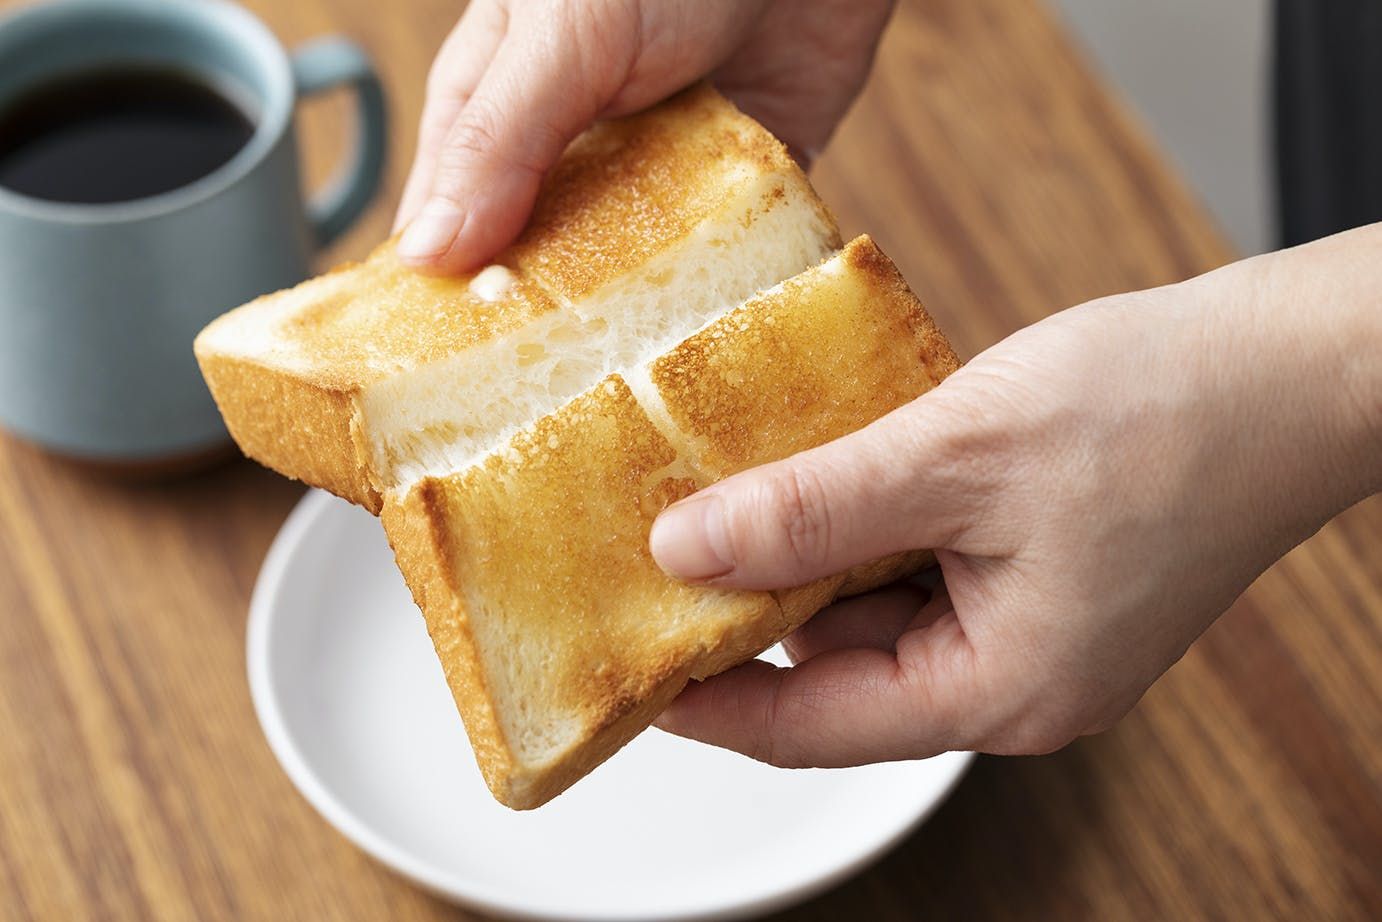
[{"left": 469, "top": 264, "right": 515, "bottom": 302}]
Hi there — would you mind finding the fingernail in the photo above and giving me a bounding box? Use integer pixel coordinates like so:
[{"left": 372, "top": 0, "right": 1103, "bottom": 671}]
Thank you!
[
  {"left": 398, "top": 198, "right": 465, "bottom": 262},
  {"left": 650, "top": 493, "right": 735, "bottom": 580}
]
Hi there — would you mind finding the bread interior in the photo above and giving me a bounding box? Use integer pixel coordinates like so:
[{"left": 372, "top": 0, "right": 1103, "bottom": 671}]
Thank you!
[{"left": 367, "top": 171, "right": 836, "bottom": 494}]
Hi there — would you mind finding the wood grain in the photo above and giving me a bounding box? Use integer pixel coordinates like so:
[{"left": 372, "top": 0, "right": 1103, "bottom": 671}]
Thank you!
[{"left": 1, "top": 0, "right": 1377, "bottom": 920}]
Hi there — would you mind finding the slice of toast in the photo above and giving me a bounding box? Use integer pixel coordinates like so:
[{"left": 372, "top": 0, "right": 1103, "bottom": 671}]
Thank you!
[
  {"left": 382, "top": 376, "right": 787, "bottom": 808},
  {"left": 384, "top": 238, "right": 959, "bottom": 808},
  {"left": 196, "top": 85, "right": 838, "bottom": 512}
]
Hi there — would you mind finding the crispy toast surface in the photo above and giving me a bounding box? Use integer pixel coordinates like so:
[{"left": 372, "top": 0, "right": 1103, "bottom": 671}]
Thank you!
[
  {"left": 387, "top": 238, "right": 959, "bottom": 808},
  {"left": 509, "top": 85, "right": 821, "bottom": 299},
  {"left": 195, "top": 88, "right": 960, "bottom": 809},
  {"left": 646, "top": 235, "right": 961, "bottom": 478},
  {"left": 384, "top": 377, "right": 785, "bottom": 807}
]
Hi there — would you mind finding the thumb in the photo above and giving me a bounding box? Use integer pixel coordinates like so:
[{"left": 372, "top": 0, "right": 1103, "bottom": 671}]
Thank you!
[
  {"left": 649, "top": 401, "right": 973, "bottom": 590},
  {"left": 396, "top": 15, "right": 636, "bottom": 273}
]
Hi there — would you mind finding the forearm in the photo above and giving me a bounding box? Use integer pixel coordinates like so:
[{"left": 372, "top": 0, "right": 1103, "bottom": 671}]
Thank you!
[{"left": 1193, "top": 223, "right": 1382, "bottom": 542}]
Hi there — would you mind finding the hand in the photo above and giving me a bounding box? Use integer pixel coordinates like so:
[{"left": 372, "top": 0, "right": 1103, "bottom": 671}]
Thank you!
[
  {"left": 650, "top": 226, "right": 1382, "bottom": 767},
  {"left": 394, "top": 0, "right": 895, "bottom": 272}
]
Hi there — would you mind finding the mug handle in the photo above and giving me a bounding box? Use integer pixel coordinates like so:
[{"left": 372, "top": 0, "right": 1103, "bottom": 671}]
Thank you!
[{"left": 290, "top": 38, "right": 387, "bottom": 247}]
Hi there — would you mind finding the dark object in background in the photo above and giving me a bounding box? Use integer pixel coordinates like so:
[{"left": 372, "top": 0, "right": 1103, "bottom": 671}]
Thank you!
[
  {"left": 1274, "top": 0, "right": 1382, "bottom": 247},
  {"left": 0, "top": 66, "right": 254, "bottom": 204}
]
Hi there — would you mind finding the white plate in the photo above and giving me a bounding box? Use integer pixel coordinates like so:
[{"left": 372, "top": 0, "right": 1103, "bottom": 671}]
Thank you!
[{"left": 248, "top": 489, "right": 972, "bottom": 921}]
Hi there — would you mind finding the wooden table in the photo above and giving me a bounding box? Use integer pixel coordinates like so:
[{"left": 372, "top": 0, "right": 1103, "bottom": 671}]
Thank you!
[{"left": 1, "top": 0, "right": 1377, "bottom": 919}]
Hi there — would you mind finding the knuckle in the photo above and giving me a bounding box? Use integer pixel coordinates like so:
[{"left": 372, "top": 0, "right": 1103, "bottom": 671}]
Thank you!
[
  {"left": 889, "top": 396, "right": 1006, "bottom": 550},
  {"left": 765, "top": 467, "right": 835, "bottom": 575},
  {"left": 417, "top": 95, "right": 466, "bottom": 150},
  {"left": 897, "top": 654, "right": 965, "bottom": 751},
  {"left": 438, "top": 97, "right": 561, "bottom": 185},
  {"left": 751, "top": 722, "right": 787, "bottom": 768},
  {"left": 442, "top": 103, "right": 507, "bottom": 166},
  {"left": 748, "top": 671, "right": 796, "bottom": 768}
]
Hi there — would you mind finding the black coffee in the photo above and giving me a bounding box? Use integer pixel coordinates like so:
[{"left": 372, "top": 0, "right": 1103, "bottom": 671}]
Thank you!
[{"left": 0, "top": 67, "right": 255, "bottom": 204}]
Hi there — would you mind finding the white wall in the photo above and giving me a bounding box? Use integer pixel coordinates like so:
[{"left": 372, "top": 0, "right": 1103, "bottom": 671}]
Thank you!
[{"left": 1050, "top": 0, "right": 1273, "bottom": 255}]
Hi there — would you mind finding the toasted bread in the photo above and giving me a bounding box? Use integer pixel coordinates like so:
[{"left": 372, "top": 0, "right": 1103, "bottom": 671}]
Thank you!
[
  {"left": 382, "top": 238, "right": 958, "bottom": 808},
  {"left": 195, "top": 87, "right": 960, "bottom": 809},
  {"left": 196, "top": 85, "right": 838, "bottom": 511}
]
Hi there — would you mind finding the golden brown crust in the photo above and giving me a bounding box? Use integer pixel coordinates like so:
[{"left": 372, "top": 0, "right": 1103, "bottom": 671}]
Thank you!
[
  {"left": 838, "top": 236, "right": 961, "bottom": 385},
  {"left": 648, "top": 235, "right": 961, "bottom": 479},
  {"left": 381, "top": 489, "right": 518, "bottom": 798},
  {"left": 195, "top": 350, "right": 381, "bottom": 511}
]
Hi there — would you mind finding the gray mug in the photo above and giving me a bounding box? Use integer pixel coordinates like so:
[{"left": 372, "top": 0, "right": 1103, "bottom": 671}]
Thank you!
[{"left": 0, "top": 0, "right": 386, "bottom": 462}]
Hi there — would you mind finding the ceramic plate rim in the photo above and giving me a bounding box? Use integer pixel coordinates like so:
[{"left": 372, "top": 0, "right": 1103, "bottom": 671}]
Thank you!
[{"left": 247, "top": 488, "right": 974, "bottom": 921}]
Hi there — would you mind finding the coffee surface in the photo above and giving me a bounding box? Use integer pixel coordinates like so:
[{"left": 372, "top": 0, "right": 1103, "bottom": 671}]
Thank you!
[{"left": 0, "top": 67, "right": 255, "bottom": 204}]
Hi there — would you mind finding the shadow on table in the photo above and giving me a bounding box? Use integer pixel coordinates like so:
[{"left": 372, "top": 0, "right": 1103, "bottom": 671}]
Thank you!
[{"left": 1, "top": 431, "right": 306, "bottom": 598}]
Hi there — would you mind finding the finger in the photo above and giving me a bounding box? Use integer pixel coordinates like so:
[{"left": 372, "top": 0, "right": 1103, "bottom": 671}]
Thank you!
[
  {"left": 784, "top": 582, "right": 954, "bottom": 664},
  {"left": 394, "top": 1, "right": 509, "bottom": 231},
  {"left": 781, "top": 583, "right": 929, "bottom": 664},
  {"left": 397, "top": 6, "right": 640, "bottom": 272},
  {"left": 656, "top": 608, "right": 975, "bottom": 767},
  {"left": 709, "top": 0, "right": 896, "bottom": 165},
  {"left": 649, "top": 396, "right": 980, "bottom": 590}
]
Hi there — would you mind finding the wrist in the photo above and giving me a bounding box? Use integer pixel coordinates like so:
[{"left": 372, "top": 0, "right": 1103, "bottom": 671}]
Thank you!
[{"left": 1199, "top": 225, "right": 1382, "bottom": 521}]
